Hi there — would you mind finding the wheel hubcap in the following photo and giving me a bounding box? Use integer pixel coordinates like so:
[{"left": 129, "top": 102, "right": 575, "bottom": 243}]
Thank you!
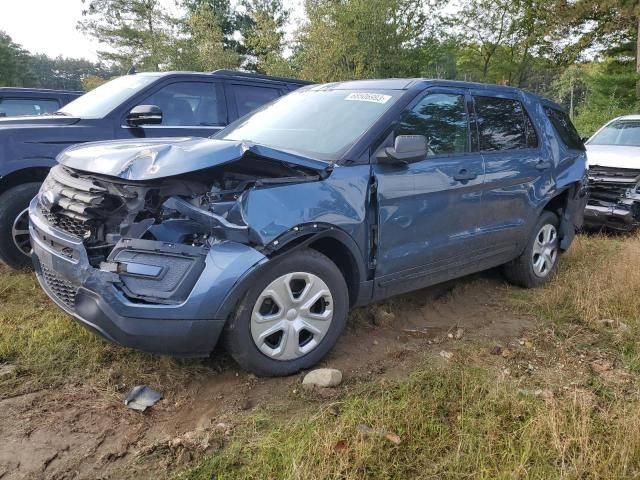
[
  {"left": 12, "top": 208, "right": 31, "bottom": 257},
  {"left": 532, "top": 223, "right": 558, "bottom": 277},
  {"left": 250, "top": 272, "right": 334, "bottom": 361}
]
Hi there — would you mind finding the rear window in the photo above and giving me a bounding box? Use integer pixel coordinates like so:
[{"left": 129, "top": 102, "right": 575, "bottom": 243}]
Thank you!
[
  {"left": 474, "top": 96, "right": 538, "bottom": 151},
  {"left": 544, "top": 107, "right": 585, "bottom": 151}
]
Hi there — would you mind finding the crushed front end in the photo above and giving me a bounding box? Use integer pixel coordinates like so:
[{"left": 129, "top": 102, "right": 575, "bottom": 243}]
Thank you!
[
  {"left": 29, "top": 154, "right": 323, "bottom": 356},
  {"left": 584, "top": 165, "right": 640, "bottom": 231}
]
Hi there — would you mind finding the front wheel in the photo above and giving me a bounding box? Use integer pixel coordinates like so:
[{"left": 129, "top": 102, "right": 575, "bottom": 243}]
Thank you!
[
  {"left": 0, "top": 183, "right": 41, "bottom": 269},
  {"left": 503, "top": 211, "right": 561, "bottom": 288},
  {"left": 225, "top": 248, "right": 349, "bottom": 376}
]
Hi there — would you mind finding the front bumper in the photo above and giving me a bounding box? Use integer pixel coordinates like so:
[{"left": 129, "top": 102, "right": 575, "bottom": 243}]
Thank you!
[
  {"left": 29, "top": 197, "right": 266, "bottom": 357},
  {"left": 583, "top": 200, "right": 640, "bottom": 231}
]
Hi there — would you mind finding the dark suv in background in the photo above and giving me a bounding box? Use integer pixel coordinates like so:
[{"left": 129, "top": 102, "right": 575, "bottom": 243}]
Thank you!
[
  {"left": 0, "top": 87, "right": 82, "bottom": 117},
  {"left": 0, "top": 70, "right": 310, "bottom": 268}
]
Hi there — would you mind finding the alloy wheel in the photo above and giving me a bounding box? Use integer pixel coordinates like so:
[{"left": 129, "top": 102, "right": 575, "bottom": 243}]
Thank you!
[{"left": 12, "top": 208, "right": 31, "bottom": 257}]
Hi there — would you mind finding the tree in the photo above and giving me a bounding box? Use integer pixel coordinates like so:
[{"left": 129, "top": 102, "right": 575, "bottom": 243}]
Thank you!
[
  {"left": 297, "top": 0, "right": 431, "bottom": 82},
  {"left": 173, "top": 3, "right": 242, "bottom": 71},
  {"left": 78, "top": 0, "right": 177, "bottom": 71},
  {"left": 241, "top": 0, "right": 291, "bottom": 74},
  {"left": 0, "top": 32, "right": 34, "bottom": 87}
]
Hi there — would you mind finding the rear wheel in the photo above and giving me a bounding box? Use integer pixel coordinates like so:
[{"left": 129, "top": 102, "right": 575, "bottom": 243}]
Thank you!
[
  {"left": 503, "top": 211, "right": 560, "bottom": 288},
  {"left": 225, "top": 248, "right": 349, "bottom": 376},
  {"left": 0, "top": 183, "right": 41, "bottom": 269}
]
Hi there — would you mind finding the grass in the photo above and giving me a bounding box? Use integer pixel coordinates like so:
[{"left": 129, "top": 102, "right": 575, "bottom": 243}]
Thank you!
[
  {"left": 3, "top": 232, "right": 640, "bottom": 478},
  {"left": 0, "top": 264, "right": 204, "bottom": 397},
  {"left": 177, "top": 232, "right": 640, "bottom": 480}
]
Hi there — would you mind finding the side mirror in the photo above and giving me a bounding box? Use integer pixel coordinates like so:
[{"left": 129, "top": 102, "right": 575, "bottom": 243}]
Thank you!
[
  {"left": 377, "top": 135, "right": 427, "bottom": 165},
  {"left": 126, "top": 104, "right": 162, "bottom": 127}
]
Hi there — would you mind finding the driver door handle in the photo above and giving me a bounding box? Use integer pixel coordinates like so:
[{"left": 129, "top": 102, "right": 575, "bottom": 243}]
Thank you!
[
  {"left": 536, "top": 160, "right": 552, "bottom": 171},
  {"left": 453, "top": 169, "right": 478, "bottom": 182}
]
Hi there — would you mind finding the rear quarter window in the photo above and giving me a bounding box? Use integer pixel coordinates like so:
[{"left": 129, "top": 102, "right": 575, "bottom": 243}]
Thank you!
[
  {"left": 474, "top": 96, "right": 538, "bottom": 151},
  {"left": 544, "top": 107, "right": 585, "bottom": 151}
]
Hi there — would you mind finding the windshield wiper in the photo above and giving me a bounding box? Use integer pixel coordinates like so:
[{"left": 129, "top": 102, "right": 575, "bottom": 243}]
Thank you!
[{"left": 48, "top": 111, "right": 71, "bottom": 116}]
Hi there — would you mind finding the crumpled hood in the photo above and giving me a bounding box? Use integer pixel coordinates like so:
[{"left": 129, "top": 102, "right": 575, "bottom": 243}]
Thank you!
[
  {"left": 0, "top": 115, "right": 80, "bottom": 128},
  {"left": 586, "top": 145, "right": 640, "bottom": 169},
  {"left": 58, "top": 137, "right": 330, "bottom": 180}
]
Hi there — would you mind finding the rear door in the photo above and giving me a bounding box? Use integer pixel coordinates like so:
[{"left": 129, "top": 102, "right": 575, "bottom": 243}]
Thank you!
[
  {"left": 471, "top": 93, "right": 550, "bottom": 259},
  {"left": 373, "top": 88, "right": 486, "bottom": 298}
]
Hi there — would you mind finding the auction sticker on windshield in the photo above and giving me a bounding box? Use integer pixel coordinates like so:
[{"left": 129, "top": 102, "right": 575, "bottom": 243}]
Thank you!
[{"left": 345, "top": 93, "right": 392, "bottom": 104}]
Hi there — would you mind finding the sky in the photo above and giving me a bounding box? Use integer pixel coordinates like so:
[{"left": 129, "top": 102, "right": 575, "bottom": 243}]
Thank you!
[{"left": 0, "top": 0, "right": 305, "bottom": 63}]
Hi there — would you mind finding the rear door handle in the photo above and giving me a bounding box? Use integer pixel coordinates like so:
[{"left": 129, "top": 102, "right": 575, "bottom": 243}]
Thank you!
[
  {"left": 536, "top": 160, "right": 552, "bottom": 171},
  {"left": 453, "top": 169, "right": 478, "bottom": 182}
]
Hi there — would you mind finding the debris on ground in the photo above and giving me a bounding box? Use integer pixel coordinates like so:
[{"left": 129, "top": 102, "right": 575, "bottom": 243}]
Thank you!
[
  {"left": 0, "top": 363, "right": 16, "bottom": 380},
  {"left": 454, "top": 328, "right": 464, "bottom": 340},
  {"left": 490, "top": 345, "right": 503, "bottom": 355},
  {"left": 124, "top": 385, "right": 163, "bottom": 412},
  {"left": 302, "top": 368, "right": 343, "bottom": 388},
  {"left": 439, "top": 350, "right": 454, "bottom": 360},
  {"left": 356, "top": 424, "right": 402, "bottom": 445}
]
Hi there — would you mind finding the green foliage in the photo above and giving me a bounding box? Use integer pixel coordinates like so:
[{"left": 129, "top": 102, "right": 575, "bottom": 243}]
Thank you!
[{"left": 297, "top": 0, "right": 430, "bottom": 82}]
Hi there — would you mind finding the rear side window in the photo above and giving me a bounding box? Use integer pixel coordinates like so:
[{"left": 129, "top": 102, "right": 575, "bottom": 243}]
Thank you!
[
  {"left": 0, "top": 98, "right": 60, "bottom": 117},
  {"left": 474, "top": 96, "right": 538, "bottom": 151},
  {"left": 233, "top": 85, "right": 281, "bottom": 118},
  {"left": 396, "top": 93, "right": 469, "bottom": 155},
  {"left": 544, "top": 107, "right": 585, "bottom": 151}
]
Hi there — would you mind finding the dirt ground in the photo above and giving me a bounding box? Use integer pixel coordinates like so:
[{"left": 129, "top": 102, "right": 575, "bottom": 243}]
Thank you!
[{"left": 0, "top": 271, "right": 535, "bottom": 480}]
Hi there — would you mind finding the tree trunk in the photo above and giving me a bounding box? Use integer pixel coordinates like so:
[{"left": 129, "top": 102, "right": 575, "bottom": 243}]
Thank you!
[{"left": 636, "top": 16, "right": 640, "bottom": 102}]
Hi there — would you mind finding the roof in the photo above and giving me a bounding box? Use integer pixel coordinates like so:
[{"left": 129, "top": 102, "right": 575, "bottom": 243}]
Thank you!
[
  {"left": 307, "top": 78, "right": 563, "bottom": 110},
  {"left": 0, "top": 87, "right": 83, "bottom": 95},
  {"left": 133, "top": 70, "right": 313, "bottom": 86}
]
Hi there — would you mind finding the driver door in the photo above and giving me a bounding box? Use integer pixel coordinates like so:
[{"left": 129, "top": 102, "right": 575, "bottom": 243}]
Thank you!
[{"left": 373, "top": 88, "right": 486, "bottom": 299}]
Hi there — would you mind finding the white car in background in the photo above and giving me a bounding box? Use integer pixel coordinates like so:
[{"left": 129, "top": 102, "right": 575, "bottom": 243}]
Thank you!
[{"left": 584, "top": 115, "right": 640, "bottom": 231}]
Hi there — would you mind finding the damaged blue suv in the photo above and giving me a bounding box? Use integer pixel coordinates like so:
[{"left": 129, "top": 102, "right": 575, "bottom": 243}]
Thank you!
[{"left": 29, "top": 79, "right": 588, "bottom": 376}]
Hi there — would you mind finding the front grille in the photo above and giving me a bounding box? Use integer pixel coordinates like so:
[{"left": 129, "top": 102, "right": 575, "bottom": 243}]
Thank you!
[
  {"left": 39, "top": 165, "right": 114, "bottom": 239},
  {"left": 41, "top": 264, "right": 77, "bottom": 309},
  {"left": 41, "top": 208, "right": 91, "bottom": 239},
  {"left": 589, "top": 166, "right": 640, "bottom": 203}
]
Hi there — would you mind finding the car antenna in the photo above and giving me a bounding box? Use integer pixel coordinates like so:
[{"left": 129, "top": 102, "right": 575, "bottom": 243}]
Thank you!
[{"left": 127, "top": 66, "right": 136, "bottom": 75}]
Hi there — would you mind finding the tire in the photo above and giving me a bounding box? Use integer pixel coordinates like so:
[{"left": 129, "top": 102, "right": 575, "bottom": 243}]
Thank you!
[
  {"left": 502, "top": 211, "right": 561, "bottom": 288},
  {"left": 225, "top": 248, "right": 349, "bottom": 377},
  {"left": 0, "top": 182, "right": 41, "bottom": 269}
]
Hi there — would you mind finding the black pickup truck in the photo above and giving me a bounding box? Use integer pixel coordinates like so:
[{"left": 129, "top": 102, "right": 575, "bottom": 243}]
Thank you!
[
  {"left": 0, "top": 70, "right": 311, "bottom": 268},
  {"left": 0, "top": 87, "right": 83, "bottom": 117}
]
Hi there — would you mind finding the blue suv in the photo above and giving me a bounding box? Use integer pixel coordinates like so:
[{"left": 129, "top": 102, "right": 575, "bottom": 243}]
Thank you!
[{"left": 29, "top": 79, "right": 588, "bottom": 376}]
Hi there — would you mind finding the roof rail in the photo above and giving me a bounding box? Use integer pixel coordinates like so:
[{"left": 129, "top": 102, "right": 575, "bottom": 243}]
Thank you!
[{"left": 211, "top": 69, "right": 313, "bottom": 85}]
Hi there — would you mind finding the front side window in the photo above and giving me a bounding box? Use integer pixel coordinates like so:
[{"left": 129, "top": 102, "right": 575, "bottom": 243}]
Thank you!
[
  {"left": 0, "top": 98, "right": 60, "bottom": 117},
  {"left": 142, "top": 82, "right": 225, "bottom": 127},
  {"left": 589, "top": 119, "right": 640, "bottom": 147},
  {"left": 233, "top": 85, "right": 281, "bottom": 117},
  {"left": 396, "top": 93, "right": 469, "bottom": 155},
  {"left": 475, "top": 96, "right": 536, "bottom": 151},
  {"left": 217, "top": 89, "right": 402, "bottom": 160}
]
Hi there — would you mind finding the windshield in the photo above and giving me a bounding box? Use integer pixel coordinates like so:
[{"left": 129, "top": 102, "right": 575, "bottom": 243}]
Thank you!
[
  {"left": 590, "top": 119, "right": 640, "bottom": 147},
  {"left": 216, "top": 89, "right": 402, "bottom": 160},
  {"left": 59, "top": 75, "right": 158, "bottom": 118}
]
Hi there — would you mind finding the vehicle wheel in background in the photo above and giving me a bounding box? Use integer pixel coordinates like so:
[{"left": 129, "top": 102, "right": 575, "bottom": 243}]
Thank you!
[
  {"left": 502, "top": 211, "right": 560, "bottom": 288},
  {"left": 0, "top": 182, "right": 41, "bottom": 269},
  {"left": 225, "top": 248, "right": 349, "bottom": 377}
]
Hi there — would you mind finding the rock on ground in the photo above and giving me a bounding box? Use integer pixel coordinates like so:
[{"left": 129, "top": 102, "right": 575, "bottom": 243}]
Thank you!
[{"left": 302, "top": 368, "right": 343, "bottom": 388}]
